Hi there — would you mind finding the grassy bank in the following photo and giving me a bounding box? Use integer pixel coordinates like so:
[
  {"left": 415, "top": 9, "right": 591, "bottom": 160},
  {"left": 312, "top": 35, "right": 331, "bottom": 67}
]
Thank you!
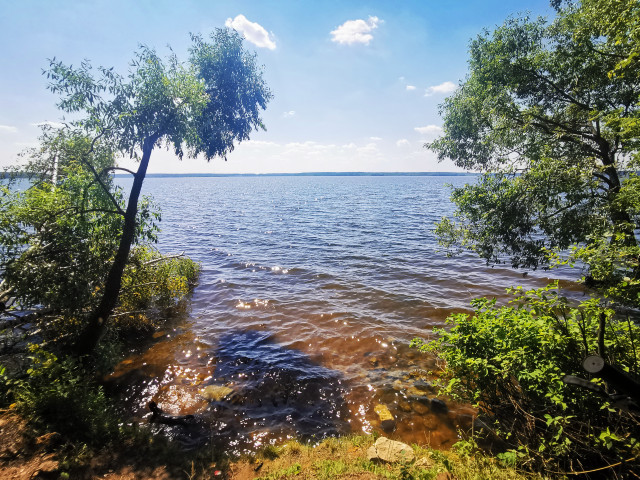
[{"left": 229, "top": 435, "right": 547, "bottom": 480}]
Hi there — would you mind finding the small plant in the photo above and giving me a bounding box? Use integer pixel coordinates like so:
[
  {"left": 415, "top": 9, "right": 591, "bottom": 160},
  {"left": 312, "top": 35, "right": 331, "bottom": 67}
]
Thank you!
[
  {"left": 260, "top": 444, "right": 282, "bottom": 461},
  {"left": 313, "top": 460, "right": 348, "bottom": 480}
]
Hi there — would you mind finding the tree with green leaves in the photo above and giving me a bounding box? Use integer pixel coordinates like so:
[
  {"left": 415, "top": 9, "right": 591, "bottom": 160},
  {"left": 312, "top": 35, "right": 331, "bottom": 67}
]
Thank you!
[
  {"left": 430, "top": 1, "right": 640, "bottom": 303},
  {"left": 43, "top": 29, "right": 272, "bottom": 352},
  {"left": 0, "top": 130, "right": 130, "bottom": 320}
]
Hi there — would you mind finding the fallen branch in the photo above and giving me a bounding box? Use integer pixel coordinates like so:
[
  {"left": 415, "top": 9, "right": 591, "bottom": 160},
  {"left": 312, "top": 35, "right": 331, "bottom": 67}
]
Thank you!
[
  {"left": 148, "top": 401, "right": 199, "bottom": 426},
  {"left": 143, "top": 251, "right": 185, "bottom": 266}
]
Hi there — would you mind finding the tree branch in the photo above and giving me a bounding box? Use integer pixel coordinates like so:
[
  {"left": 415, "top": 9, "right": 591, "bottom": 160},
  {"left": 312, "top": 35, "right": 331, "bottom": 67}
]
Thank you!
[
  {"left": 514, "top": 64, "right": 592, "bottom": 111},
  {"left": 593, "top": 172, "right": 614, "bottom": 189},
  {"left": 78, "top": 129, "right": 126, "bottom": 216},
  {"left": 98, "top": 166, "right": 137, "bottom": 177},
  {"left": 142, "top": 251, "right": 185, "bottom": 266},
  {"left": 541, "top": 200, "right": 584, "bottom": 221}
]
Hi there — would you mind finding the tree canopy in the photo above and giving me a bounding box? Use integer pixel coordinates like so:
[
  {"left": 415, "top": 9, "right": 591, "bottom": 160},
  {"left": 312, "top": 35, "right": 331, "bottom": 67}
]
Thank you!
[
  {"left": 38, "top": 28, "right": 272, "bottom": 352},
  {"left": 430, "top": 0, "right": 640, "bottom": 302}
]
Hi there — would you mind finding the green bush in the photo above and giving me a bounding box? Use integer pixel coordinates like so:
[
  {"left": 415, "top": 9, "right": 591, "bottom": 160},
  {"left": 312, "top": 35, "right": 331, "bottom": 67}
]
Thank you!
[
  {"left": 12, "top": 347, "right": 121, "bottom": 444},
  {"left": 413, "top": 283, "right": 640, "bottom": 475},
  {"left": 113, "top": 247, "right": 200, "bottom": 333}
]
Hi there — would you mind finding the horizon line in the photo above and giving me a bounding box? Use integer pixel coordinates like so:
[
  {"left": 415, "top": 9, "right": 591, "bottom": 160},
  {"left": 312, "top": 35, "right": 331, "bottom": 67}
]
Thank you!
[{"left": 114, "top": 171, "right": 476, "bottom": 178}]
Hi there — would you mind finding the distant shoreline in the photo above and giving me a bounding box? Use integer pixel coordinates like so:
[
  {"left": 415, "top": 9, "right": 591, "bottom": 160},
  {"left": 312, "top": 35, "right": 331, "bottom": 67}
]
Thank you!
[{"left": 114, "top": 172, "right": 477, "bottom": 178}]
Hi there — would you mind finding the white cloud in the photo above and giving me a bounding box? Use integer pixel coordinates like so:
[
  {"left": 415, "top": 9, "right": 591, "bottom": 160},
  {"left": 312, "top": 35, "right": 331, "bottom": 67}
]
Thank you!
[
  {"left": 425, "top": 81, "right": 456, "bottom": 96},
  {"left": 369, "top": 136, "right": 382, "bottom": 141},
  {"left": 396, "top": 139, "right": 410, "bottom": 147},
  {"left": 0, "top": 125, "right": 18, "bottom": 133},
  {"left": 283, "top": 111, "right": 296, "bottom": 118},
  {"left": 406, "top": 85, "right": 416, "bottom": 91},
  {"left": 225, "top": 14, "right": 276, "bottom": 50},
  {"left": 115, "top": 136, "right": 464, "bottom": 174},
  {"left": 330, "top": 16, "right": 381, "bottom": 45},
  {"left": 414, "top": 125, "right": 443, "bottom": 136}
]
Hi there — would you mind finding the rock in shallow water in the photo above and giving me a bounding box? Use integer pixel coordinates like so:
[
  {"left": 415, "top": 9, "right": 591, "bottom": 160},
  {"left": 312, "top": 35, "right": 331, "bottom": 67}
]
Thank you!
[
  {"left": 199, "top": 385, "right": 233, "bottom": 401},
  {"left": 374, "top": 404, "right": 396, "bottom": 432},
  {"left": 430, "top": 398, "right": 448, "bottom": 413},
  {"left": 367, "top": 436, "right": 415, "bottom": 463}
]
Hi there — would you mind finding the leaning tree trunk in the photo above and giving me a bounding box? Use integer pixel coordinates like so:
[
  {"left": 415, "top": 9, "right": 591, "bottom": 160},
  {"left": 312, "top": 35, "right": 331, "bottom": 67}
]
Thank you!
[{"left": 76, "top": 134, "right": 158, "bottom": 354}]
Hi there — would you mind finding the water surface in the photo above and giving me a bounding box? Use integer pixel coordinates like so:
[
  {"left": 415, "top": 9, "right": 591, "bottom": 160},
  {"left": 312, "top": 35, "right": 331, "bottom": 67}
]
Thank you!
[{"left": 108, "top": 175, "right": 581, "bottom": 452}]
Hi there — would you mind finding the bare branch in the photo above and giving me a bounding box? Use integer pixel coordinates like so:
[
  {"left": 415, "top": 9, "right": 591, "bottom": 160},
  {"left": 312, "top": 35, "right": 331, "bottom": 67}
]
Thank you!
[
  {"left": 78, "top": 129, "right": 126, "bottom": 216},
  {"left": 143, "top": 251, "right": 185, "bottom": 266}
]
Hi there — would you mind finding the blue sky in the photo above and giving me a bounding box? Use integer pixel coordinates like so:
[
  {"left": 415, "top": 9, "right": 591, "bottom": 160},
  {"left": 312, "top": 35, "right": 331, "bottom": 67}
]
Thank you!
[{"left": 0, "top": 0, "right": 555, "bottom": 174}]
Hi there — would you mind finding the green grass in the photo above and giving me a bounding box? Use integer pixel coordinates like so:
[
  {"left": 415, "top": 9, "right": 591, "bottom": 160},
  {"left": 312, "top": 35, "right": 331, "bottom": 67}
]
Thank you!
[{"left": 248, "top": 435, "right": 549, "bottom": 480}]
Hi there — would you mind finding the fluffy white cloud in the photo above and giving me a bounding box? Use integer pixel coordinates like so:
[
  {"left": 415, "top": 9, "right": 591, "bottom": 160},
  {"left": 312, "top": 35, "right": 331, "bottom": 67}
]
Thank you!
[
  {"left": 283, "top": 111, "right": 296, "bottom": 118},
  {"left": 225, "top": 14, "right": 276, "bottom": 50},
  {"left": 0, "top": 125, "right": 17, "bottom": 133},
  {"left": 396, "top": 138, "right": 410, "bottom": 147},
  {"left": 425, "top": 81, "right": 456, "bottom": 96},
  {"left": 330, "top": 16, "right": 381, "bottom": 45},
  {"left": 406, "top": 85, "right": 417, "bottom": 91},
  {"left": 369, "top": 136, "right": 382, "bottom": 141},
  {"left": 414, "top": 125, "right": 443, "bottom": 136}
]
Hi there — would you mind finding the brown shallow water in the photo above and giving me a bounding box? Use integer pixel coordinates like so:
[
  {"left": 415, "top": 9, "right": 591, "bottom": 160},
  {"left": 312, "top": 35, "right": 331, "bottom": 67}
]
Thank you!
[{"left": 106, "top": 175, "right": 585, "bottom": 454}]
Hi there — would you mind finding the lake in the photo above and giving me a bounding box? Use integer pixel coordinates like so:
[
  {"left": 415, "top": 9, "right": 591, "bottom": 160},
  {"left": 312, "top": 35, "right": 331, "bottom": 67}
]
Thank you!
[{"left": 107, "top": 175, "right": 582, "bottom": 453}]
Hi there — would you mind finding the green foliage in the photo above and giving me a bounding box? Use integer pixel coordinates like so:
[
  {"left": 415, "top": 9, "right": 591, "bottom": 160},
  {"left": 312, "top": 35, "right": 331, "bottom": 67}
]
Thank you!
[
  {"left": 572, "top": 0, "right": 640, "bottom": 84},
  {"left": 42, "top": 28, "right": 271, "bottom": 351},
  {"left": 313, "top": 460, "right": 348, "bottom": 480},
  {"left": 0, "top": 127, "right": 200, "bottom": 348},
  {"left": 45, "top": 28, "right": 272, "bottom": 164},
  {"left": 114, "top": 247, "right": 200, "bottom": 333},
  {"left": 0, "top": 130, "right": 130, "bottom": 316},
  {"left": 0, "top": 364, "right": 14, "bottom": 406},
  {"left": 189, "top": 30, "right": 272, "bottom": 160},
  {"left": 12, "top": 347, "right": 120, "bottom": 444},
  {"left": 413, "top": 283, "right": 640, "bottom": 473},
  {"left": 430, "top": 1, "right": 640, "bottom": 297}
]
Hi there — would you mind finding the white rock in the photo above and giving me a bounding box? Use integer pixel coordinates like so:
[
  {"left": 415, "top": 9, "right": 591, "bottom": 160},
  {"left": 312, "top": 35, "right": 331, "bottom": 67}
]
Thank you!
[{"left": 366, "top": 436, "right": 415, "bottom": 463}]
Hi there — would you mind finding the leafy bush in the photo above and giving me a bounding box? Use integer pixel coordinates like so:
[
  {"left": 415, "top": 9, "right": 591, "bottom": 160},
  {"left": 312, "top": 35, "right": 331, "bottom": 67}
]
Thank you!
[
  {"left": 12, "top": 347, "right": 121, "bottom": 444},
  {"left": 113, "top": 247, "right": 200, "bottom": 333},
  {"left": 413, "top": 283, "right": 640, "bottom": 475},
  {"left": 0, "top": 130, "right": 162, "bottom": 319}
]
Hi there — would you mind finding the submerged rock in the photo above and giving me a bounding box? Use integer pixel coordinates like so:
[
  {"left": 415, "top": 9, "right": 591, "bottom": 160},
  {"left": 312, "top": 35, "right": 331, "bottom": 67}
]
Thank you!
[
  {"left": 406, "top": 386, "right": 430, "bottom": 398},
  {"left": 413, "top": 379, "right": 435, "bottom": 392},
  {"left": 367, "top": 436, "right": 415, "bottom": 463},
  {"left": 199, "top": 385, "right": 233, "bottom": 401},
  {"left": 374, "top": 404, "right": 396, "bottom": 432},
  {"left": 430, "top": 398, "right": 448, "bottom": 413},
  {"left": 411, "top": 401, "right": 429, "bottom": 415}
]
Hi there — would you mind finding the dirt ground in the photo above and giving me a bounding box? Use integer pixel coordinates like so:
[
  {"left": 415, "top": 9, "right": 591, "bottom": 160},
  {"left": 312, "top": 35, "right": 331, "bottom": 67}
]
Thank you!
[{"left": 0, "top": 411, "right": 179, "bottom": 480}]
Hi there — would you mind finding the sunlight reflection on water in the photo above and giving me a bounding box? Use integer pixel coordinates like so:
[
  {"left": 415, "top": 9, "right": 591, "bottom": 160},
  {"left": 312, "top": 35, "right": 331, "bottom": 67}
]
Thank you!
[{"left": 108, "top": 175, "right": 583, "bottom": 451}]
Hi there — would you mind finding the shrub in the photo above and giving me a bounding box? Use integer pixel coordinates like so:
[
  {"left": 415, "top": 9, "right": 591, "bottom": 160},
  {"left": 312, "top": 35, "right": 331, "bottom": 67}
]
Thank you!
[
  {"left": 413, "top": 283, "right": 640, "bottom": 475},
  {"left": 113, "top": 247, "right": 200, "bottom": 333},
  {"left": 12, "top": 347, "right": 120, "bottom": 444}
]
